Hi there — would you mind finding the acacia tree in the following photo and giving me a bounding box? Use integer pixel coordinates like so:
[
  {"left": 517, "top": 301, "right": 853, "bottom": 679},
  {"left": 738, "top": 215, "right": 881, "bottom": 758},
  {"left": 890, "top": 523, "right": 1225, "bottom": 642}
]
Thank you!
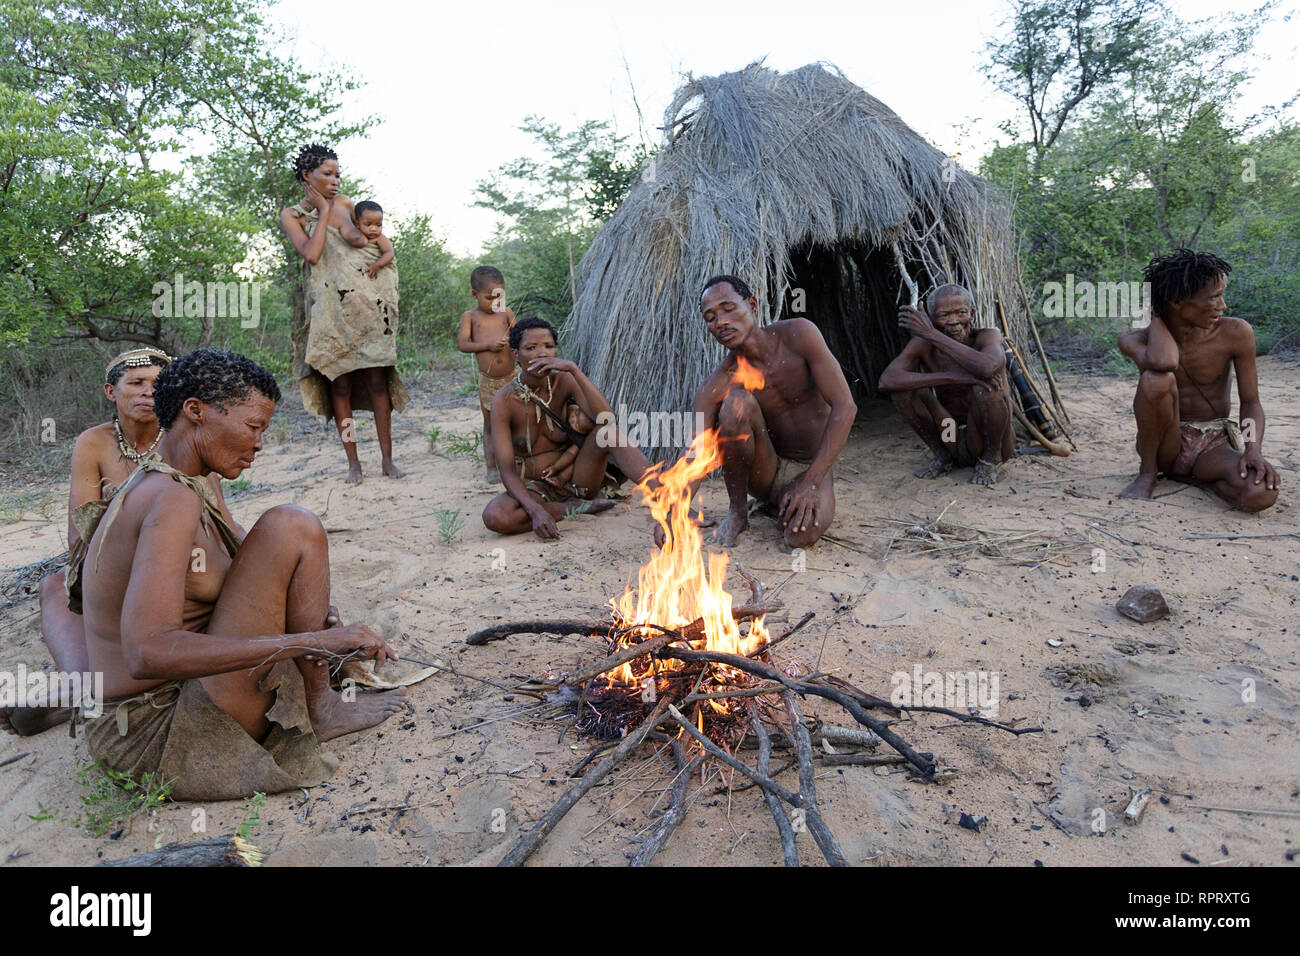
[
  {"left": 985, "top": 0, "right": 1158, "bottom": 174},
  {"left": 982, "top": 0, "right": 1279, "bottom": 324},
  {"left": 474, "top": 116, "right": 652, "bottom": 326},
  {"left": 0, "top": 0, "right": 369, "bottom": 358}
]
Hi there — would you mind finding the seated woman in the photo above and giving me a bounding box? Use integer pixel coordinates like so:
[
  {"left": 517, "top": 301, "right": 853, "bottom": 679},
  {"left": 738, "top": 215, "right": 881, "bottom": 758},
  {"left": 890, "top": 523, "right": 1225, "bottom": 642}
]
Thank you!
[
  {"left": 482, "top": 317, "right": 653, "bottom": 540},
  {"left": 59, "top": 349, "right": 405, "bottom": 800},
  {"left": 6, "top": 347, "right": 243, "bottom": 737}
]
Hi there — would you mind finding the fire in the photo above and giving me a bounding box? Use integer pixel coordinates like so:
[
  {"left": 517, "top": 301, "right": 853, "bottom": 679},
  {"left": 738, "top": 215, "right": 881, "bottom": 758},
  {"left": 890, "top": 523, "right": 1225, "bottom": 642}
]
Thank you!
[
  {"left": 610, "top": 426, "right": 768, "bottom": 685},
  {"left": 733, "top": 356, "right": 765, "bottom": 391}
]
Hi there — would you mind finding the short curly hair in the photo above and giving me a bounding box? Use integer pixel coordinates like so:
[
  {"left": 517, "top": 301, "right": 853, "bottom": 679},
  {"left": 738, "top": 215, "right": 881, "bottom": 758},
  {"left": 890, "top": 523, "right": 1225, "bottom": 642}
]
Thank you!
[
  {"left": 153, "top": 349, "right": 281, "bottom": 428},
  {"left": 471, "top": 265, "right": 505, "bottom": 292},
  {"left": 509, "top": 316, "right": 556, "bottom": 351},
  {"left": 293, "top": 143, "right": 338, "bottom": 182},
  {"left": 700, "top": 274, "right": 754, "bottom": 301}
]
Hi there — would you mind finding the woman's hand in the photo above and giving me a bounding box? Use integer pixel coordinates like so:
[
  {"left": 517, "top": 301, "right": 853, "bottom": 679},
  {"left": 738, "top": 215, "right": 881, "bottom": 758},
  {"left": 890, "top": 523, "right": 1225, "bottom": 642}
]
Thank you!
[
  {"left": 530, "top": 506, "right": 561, "bottom": 540},
  {"left": 527, "top": 357, "right": 577, "bottom": 377},
  {"left": 303, "top": 181, "right": 332, "bottom": 213},
  {"left": 317, "top": 622, "right": 399, "bottom": 672}
]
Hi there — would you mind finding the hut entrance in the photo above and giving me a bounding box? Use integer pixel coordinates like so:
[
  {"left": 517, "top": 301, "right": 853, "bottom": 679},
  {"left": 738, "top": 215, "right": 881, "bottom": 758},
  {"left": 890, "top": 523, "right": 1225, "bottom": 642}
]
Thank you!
[{"left": 777, "top": 241, "right": 908, "bottom": 403}]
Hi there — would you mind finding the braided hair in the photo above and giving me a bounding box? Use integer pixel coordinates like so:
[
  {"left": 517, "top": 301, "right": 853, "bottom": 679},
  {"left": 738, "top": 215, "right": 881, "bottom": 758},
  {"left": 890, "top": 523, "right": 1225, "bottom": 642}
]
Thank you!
[
  {"left": 292, "top": 143, "right": 338, "bottom": 183},
  {"left": 1143, "top": 248, "right": 1232, "bottom": 319}
]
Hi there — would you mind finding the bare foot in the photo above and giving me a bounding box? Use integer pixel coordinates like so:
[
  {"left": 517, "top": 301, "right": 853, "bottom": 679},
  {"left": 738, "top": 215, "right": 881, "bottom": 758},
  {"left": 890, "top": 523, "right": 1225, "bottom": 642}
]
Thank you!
[
  {"left": 1120, "top": 473, "right": 1157, "bottom": 499},
  {"left": 971, "top": 458, "right": 1003, "bottom": 486},
  {"left": 559, "top": 497, "right": 616, "bottom": 519},
  {"left": 307, "top": 686, "right": 406, "bottom": 742},
  {"left": 0, "top": 705, "right": 72, "bottom": 737},
  {"left": 344, "top": 463, "right": 363, "bottom": 485},
  {"left": 914, "top": 450, "right": 954, "bottom": 479},
  {"left": 712, "top": 510, "right": 749, "bottom": 547},
  {"left": 382, "top": 458, "right": 405, "bottom": 479},
  {"left": 486, "top": 465, "right": 501, "bottom": 484}
]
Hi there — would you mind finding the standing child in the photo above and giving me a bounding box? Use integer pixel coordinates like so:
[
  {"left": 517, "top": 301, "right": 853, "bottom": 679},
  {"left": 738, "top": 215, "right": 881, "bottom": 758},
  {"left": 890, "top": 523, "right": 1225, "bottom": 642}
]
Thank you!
[{"left": 458, "top": 266, "right": 516, "bottom": 481}]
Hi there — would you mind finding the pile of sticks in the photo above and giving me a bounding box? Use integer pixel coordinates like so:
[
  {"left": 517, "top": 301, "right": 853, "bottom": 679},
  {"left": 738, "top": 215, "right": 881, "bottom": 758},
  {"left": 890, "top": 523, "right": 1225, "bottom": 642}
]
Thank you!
[
  {"left": 867, "top": 502, "right": 1090, "bottom": 567},
  {"left": 467, "top": 569, "right": 1039, "bottom": 867}
]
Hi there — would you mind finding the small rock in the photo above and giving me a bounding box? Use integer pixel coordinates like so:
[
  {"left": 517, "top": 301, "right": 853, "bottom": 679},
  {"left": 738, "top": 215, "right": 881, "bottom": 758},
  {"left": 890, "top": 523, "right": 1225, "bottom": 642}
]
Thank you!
[
  {"left": 1180, "top": 851, "right": 1200, "bottom": 864},
  {"left": 958, "top": 813, "right": 987, "bottom": 833},
  {"left": 1117, "top": 586, "right": 1170, "bottom": 623},
  {"left": 1078, "top": 694, "right": 1093, "bottom": 708}
]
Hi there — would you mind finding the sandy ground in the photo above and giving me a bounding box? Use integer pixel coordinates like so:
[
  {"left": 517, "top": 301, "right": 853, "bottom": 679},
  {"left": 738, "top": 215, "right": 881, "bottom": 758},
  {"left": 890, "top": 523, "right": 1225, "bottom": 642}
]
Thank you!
[{"left": 1, "top": 358, "right": 1297, "bottom": 867}]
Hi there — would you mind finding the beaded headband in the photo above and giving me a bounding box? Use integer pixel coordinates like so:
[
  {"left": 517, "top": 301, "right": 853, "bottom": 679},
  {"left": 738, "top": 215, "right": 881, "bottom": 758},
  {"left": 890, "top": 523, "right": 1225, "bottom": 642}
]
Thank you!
[{"left": 106, "top": 347, "right": 171, "bottom": 379}]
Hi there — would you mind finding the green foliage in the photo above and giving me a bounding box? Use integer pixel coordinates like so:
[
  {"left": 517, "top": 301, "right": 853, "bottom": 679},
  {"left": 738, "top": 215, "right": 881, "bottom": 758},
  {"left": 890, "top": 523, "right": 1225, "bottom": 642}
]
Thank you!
[
  {"left": 982, "top": 0, "right": 1295, "bottom": 347},
  {"left": 434, "top": 508, "right": 466, "bottom": 544},
  {"left": 0, "top": 0, "right": 374, "bottom": 457},
  {"left": 442, "top": 431, "right": 483, "bottom": 462},
  {"left": 426, "top": 425, "right": 442, "bottom": 451},
  {"left": 390, "top": 214, "right": 468, "bottom": 349},
  {"left": 474, "top": 116, "right": 653, "bottom": 327},
  {"left": 563, "top": 501, "right": 595, "bottom": 520},
  {"left": 234, "top": 791, "right": 266, "bottom": 839},
  {"left": 73, "top": 759, "right": 173, "bottom": 838}
]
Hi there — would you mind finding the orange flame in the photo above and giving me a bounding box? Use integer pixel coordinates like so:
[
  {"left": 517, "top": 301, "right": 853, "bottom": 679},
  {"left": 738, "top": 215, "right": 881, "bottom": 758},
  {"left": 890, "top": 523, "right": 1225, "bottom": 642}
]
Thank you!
[
  {"left": 733, "top": 356, "right": 765, "bottom": 391},
  {"left": 610, "top": 427, "right": 768, "bottom": 684}
]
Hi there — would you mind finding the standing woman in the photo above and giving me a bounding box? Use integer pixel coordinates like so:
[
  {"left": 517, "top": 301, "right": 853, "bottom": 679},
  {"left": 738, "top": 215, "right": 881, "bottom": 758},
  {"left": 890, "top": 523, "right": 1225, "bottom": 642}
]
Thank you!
[{"left": 280, "top": 144, "right": 408, "bottom": 484}]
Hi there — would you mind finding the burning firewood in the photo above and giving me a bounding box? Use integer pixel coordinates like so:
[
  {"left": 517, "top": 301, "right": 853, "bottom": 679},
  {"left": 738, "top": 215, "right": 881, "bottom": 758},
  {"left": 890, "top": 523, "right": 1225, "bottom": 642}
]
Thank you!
[{"left": 476, "top": 428, "right": 1040, "bottom": 866}]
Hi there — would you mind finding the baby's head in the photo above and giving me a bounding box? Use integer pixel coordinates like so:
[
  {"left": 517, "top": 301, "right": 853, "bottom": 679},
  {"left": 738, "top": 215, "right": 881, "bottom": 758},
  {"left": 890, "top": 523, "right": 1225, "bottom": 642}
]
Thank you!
[
  {"left": 353, "top": 201, "right": 384, "bottom": 242},
  {"left": 470, "top": 265, "right": 506, "bottom": 314}
]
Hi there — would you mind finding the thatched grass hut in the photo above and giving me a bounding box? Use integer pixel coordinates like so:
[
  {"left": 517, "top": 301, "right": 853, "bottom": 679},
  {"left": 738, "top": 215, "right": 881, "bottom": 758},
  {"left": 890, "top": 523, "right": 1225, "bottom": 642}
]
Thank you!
[{"left": 567, "top": 61, "right": 1066, "bottom": 459}]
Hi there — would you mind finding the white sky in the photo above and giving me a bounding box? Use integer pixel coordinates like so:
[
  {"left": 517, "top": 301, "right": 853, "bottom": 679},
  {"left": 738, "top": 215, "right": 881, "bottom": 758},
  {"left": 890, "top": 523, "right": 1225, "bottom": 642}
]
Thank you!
[{"left": 268, "top": 0, "right": 1299, "bottom": 256}]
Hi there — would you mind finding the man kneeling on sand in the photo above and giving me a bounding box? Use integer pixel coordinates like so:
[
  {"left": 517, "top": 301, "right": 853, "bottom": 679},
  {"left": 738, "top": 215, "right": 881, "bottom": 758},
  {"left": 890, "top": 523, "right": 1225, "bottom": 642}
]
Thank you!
[
  {"left": 690, "top": 275, "right": 857, "bottom": 549},
  {"left": 482, "top": 317, "right": 653, "bottom": 540},
  {"left": 879, "top": 284, "right": 1016, "bottom": 485},
  {"left": 1118, "top": 248, "right": 1279, "bottom": 511}
]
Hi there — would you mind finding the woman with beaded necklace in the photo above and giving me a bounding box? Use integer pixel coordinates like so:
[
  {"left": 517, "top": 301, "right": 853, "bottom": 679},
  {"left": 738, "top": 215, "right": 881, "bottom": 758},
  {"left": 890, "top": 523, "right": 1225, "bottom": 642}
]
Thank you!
[{"left": 9, "top": 347, "right": 241, "bottom": 736}]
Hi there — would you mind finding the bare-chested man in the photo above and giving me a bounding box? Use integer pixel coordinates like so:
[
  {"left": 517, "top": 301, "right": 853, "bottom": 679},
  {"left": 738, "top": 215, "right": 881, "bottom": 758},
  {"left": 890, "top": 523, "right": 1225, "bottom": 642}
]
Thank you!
[
  {"left": 4, "top": 348, "right": 245, "bottom": 737},
  {"left": 1118, "top": 249, "right": 1279, "bottom": 512},
  {"left": 18, "top": 349, "right": 406, "bottom": 799},
  {"left": 878, "top": 284, "right": 1016, "bottom": 486},
  {"left": 691, "top": 275, "right": 857, "bottom": 548},
  {"left": 482, "top": 317, "right": 653, "bottom": 540}
]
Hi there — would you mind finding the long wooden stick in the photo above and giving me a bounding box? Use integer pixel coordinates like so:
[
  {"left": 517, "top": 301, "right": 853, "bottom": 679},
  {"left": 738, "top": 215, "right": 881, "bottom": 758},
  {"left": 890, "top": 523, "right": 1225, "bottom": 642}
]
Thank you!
[
  {"left": 1015, "top": 266, "right": 1070, "bottom": 423},
  {"left": 821, "top": 754, "right": 906, "bottom": 767},
  {"left": 629, "top": 740, "right": 704, "bottom": 866},
  {"left": 782, "top": 693, "right": 850, "bottom": 867},
  {"left": 1189, "top": 804, "right": 1300, "bottom": 819},
  {"left": 749, "top": 702, "right": 798, "bottom": 866},
  {"left": 499, "top": 698, "right": 671, "bottom": 867},
  {"left": 1012, "top": 404, "right": 1071, "bottom": 457},
  {"left": 1184, "top": 532, "right": 1300, "bottom": 541},
  {"left": 662, "top": 648, "right": 937, "bottom": 778},
  {"left": 99, "top": 836, "right": 263, "bottom": 867},
  {"left": 997, "top": 296, "right": 1075, "bottom": 448},
  {"left": 466, "top": 619, "right": 606, "bottom": 646},
  {"left": 666, "top": 705, "right": 800, "bottom": 804}
]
